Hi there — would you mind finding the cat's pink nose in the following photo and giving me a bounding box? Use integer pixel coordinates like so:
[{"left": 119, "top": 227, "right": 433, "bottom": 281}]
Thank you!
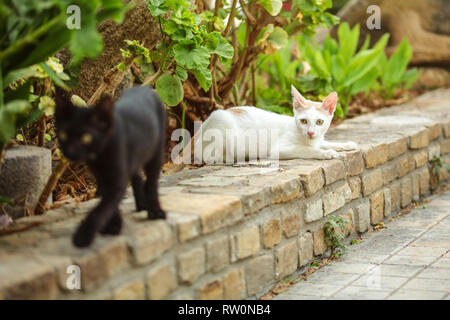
[{"left": 308, "top": 131, "right": 314, "bottom": 138}]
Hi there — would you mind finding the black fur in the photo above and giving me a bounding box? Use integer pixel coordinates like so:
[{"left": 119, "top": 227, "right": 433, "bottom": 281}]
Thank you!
[{"left": 55, "top": 86, "right": 167, "bottom": 247}]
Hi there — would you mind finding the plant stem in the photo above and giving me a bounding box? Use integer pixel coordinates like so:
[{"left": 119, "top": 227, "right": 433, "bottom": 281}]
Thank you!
[
  {"left": 34, "top": 158, "right": 69, "bottom": 215},
  {"left": 0, "top": 143, "right": 5, "bottom": 176},
  {"left": 141, "top": 68, "right": 163, "bottom": 87},
  {"left": 0, "top": 14, "right": 63, "bottom": 66},
  {"left": 223, "top": 0, "right": 238, "bottom": 38}
]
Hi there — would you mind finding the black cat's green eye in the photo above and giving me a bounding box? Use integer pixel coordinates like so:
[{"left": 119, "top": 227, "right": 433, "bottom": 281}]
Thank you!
[
  {"left": 59, "top": 131, "right": 67, "bottom": 141},
  {"left": 316, "top": 119, "right": 324, "bottom": 125},
  {"left": 81, "top": 133, "right": 93, "bottom": 145},
  {"left": 300, "top": 119, "right": 308, "bottom": 124}
]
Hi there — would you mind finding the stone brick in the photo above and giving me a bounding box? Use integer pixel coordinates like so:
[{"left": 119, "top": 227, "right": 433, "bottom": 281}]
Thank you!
[
  {"left": 387, "top": 137, "right": 408, "bottom": 160},
  {"left": 167, "top": 212, "right": 200, "bottom": 243},
  {"left": 281, "top": 210, "right": 301, "bottom": 237},
  {"left": 160, "top": 193, "right": 243, "bottom": 234},
  {"left": 224, "top": 268, "right": 244, "bottom": 300},
  {"left": 262, "top": 218, "right": 281, "bottom": 249},
  {"left": 127, "top": 219, "right": 173, "bottom": 266},
  {"left": 361, "top": 143, "right": 388, "bottom": 168},
  {"left": 444, "top": 121, "right": 450, "bottom": 138},
  {"left": 410, "top": 128, "right": 429, "bottom": 149},
  {"left": 323, "top": 183, "right": 351, "bottom": 215},
  {"left": 199, "top": 279, "right": 223, "bottom": 300},
  {"left": 322, "top": 160, "right": 345, "bottom": 185},
  {"left": 342, "top": 209, "right": 355, "bottom": 236},
  {"left": 147, "top": 264, "right": 177, "bottom": 300},
  {"left": 370, "top": 190, "right": 384, "bottom": 225},
  {"left": 0, "top": 255, "right": 58, "bottom": 299},
  {"left": 304, "top": 198, "right": 323, "bottom": 223},
  {"left": 177, "top": 247, "right": 205, "bottom": 285},
  {"left": 113, "top": 280, "right": 145, "bottom": 300},
  {"left": 361, "top": 169, "right": 383, "bottom": 196},
  {"left": 348, "top": 177, "right": 361, "bottom": 200},
  {"left": 313, "top": 228, "right": 327, "bottom": 256},
  {"left": 383, "top": 188, "right": 392, "bottom": 217},
  {"left": 96, "top": 238, "right": 129, "bottom": 278},
  {"left": 245, "top": 255, "right": 273, "bottom": 296},
  {"left": 428, "top": 143, "right": 441, "bottom": 160},
  {"left": 389, "top": 182, "right": 401, "bottom": 212},
  {"left": 206, "top": 236, "right": 230, "bottom": 272},
  {"left": 343, "top": 150, "right": 364, "bottom": 176},
  {"left": 296, "top": 166, "right": 324, "bottom": 196},
  {"left": 413, "top": 150, "right": 428, "bottom": 168},
  {"left": 298, "top": 232, "right": 313, "bottom": 267},
  {"left": 397, "top": 156, "right": 415, "bottom": 177},
  {"left": 418, "top": 167, "right": 430, "bottom": 196},
  {"left": 401, "top": 177, "right": 413, "bottom": 208},
  {"left": 270, "top": 174, "right": 302, "bottom": 204},
  {"left": 275, "top": 241, "right": 298, "bottom": 280},
  {"left": 234, "top": 226, "right": 260, "bottom": 260},
  {"left": 427, "top": 123, "right": 441, "bottom": 141},
  {"left": 412, "top": 172, "right": 420, "bottom": 202},
  {"left": 382, "top": 162, "right": 398, "bottom": 185},
  {"left": 441, "top": 139, "right": 450, "bottom": 155},
  {"left": 355, "top": 201, "right": 370, "bottom": 233}
]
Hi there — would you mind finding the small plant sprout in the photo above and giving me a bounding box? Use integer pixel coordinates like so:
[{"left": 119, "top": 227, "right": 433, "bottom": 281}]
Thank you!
[{"left": 324, "top": 214, "right": 349, "bottom": 258}]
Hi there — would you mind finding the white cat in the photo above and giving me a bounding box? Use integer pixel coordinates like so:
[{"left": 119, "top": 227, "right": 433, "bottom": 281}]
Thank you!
[{"left": 194, "top": 86, "right": 357, "bottom": 163}]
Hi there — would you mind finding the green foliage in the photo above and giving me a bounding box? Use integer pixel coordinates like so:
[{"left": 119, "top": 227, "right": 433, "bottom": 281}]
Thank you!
[
  {"left": 146, "top": 0, "right": 234, "bottom": 106},
  {"left": 0, "top": 0, "right": 130, "bottom": 147},
  {"left": 378, "top": 38, "right": 421, "bottom": 98},
  {"left": 292, "top": 0, "right": 339, "bottom": 35},
  {"left": 430, "top": 156, "right": 450, "bottom": 176},
  {"left": 324, "top": 214, "right": 349, "bottom": 258},
  {"left": 294, "top": 23, "right": 419, "bottom": 117}
]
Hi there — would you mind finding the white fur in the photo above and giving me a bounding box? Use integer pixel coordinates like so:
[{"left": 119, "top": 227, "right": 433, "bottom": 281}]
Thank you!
[{"left": 195, "top": 86, "right": 357, "bottom": 163}]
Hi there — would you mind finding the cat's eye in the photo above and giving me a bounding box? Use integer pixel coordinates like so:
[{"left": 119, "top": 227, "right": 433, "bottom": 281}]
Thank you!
[
  {"left": 81, "top": 133, "right": 93, "bottom": 145},
  {"left": 316, "top": 119, "right": 324, "bottom": 125},
  {"left": 300, "top": 119, "right": 308, "bottom": 124},
  {"left": 59, "top": 131, "right": 67, "bottom": 141}
]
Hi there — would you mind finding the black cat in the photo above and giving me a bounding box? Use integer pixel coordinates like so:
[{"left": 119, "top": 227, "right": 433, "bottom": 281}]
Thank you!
[{"left": 55, "top": 86, "right": 167, "bottom": 247}]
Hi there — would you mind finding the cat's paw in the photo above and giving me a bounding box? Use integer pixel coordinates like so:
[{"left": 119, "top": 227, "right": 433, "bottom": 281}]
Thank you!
[
  {"left": 320, "top": 149, "right": 341, "bottom": 160},
  {"left": 100, "top": 214, "right": 122, "bottom": 235},
  {"left": 73, "top": 222, "right": 96, "bottom": 248},
  {"left": 148, "top": 208, "right": 166, "bottom": 220},
  {"left": 339, "top": 141, "right": 358, "bottom": 151}
]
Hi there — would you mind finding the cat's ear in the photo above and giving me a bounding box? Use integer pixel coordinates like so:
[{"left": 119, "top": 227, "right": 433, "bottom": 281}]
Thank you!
[
  {"left": 291, "top": 85, "right": 308, "bottom": 111},
  {"left": 92, "top": 95, "right": 114, "bottom": 129},
  {"left": 321, "top": 92, "right": 338, "bottom": 115},
  {"left": 54, "top": 86, "right": 74, "bottom": 119}
]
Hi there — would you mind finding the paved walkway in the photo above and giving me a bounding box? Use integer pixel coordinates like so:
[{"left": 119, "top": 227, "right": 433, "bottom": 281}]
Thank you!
[{"left": 274, "top": 189, "right": 450, "bottom": 300}]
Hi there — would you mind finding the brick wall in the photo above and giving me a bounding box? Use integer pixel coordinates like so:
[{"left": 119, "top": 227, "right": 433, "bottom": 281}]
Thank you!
[{"left": 0, "top": 89, "right": 449, "bottom": 300}]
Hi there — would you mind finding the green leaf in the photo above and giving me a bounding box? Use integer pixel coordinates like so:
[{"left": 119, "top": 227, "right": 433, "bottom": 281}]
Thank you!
[
  {"left": 258, "top": 0, "right": 282, "bottom": 16},
  {"left": 39, "top": 62, "right": 69, "bottom": 90},
  {"left": 3, "top": 67, "right": 40, "bottom": 89},
  {"left": 267, "top": 27, "right": 288, "bottom": 49},
  {"left": 191, "top": 67, "right": 212, "bottom": 92},
  {"left": 4, "top": 100, "right": 31, "bottom": 114},
  {"left": 69, "top": 15, "right": 104, "bottom": 65},
  {"left": 173, "top": 42, "right": 211, "bottom": 69},
  {"left": 155, "top": 73, "right": 184, "bottom": 106},
  {"left": 0, "top": 109, "right": 15, "bottom": 143},
  {"left": 384, "top": 38, "right": 413, "bottom": 86},
  {"left": 206, "top": 32, "right": 234, "bottom": 60},
  {"left": 175, "top": 66, "right": 188, "bottom": 81}
]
